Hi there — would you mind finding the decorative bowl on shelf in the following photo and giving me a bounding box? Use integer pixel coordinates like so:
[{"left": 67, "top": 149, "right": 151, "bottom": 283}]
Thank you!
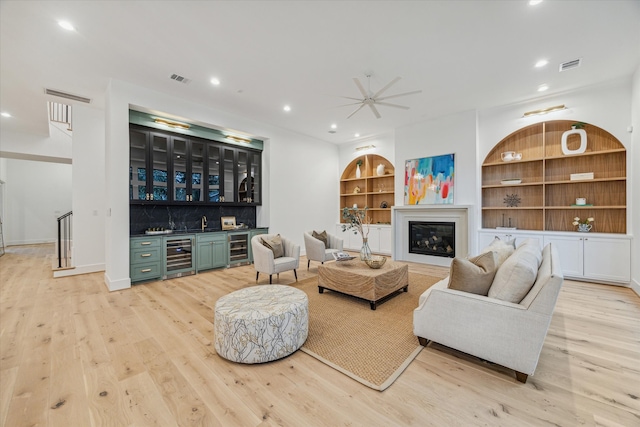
[
  {"left": 365, "top": 255, "right": 387, "bottom": 269},
  {"left": 500, "top": 178, "right": 522, "bottom": 185}
]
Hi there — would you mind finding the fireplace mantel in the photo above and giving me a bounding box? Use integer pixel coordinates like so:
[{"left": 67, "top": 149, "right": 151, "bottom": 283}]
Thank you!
[{"left": 392, "top": 205, "right": 474, "bottom": 266}]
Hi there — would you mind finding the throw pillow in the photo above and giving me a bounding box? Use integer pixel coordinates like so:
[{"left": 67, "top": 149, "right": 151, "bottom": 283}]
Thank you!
[
  {"left": 488, "top": 241, "right": 542, "bottom": 303},
  {"left": 447, "top": 251, "right": 497, "bottom": 296},
  {"left": 261, "top": 234, "right": 284, "bottom": 258},
  {"left": 479, "top": 236, "right": 516, "bottom": 268},
  {"left": 312, "top": 230, "right": 328, "bottom": 248}
]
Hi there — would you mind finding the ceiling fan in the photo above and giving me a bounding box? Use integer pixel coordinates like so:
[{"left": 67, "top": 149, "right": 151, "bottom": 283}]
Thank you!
[{"left": 340, "top": 74, "right": 422, "bottom": 119}]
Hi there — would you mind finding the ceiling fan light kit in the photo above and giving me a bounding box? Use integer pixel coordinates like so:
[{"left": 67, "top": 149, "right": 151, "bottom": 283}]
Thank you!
[{"left": 341, "top": 74, "right": 422, "bottom": 119}]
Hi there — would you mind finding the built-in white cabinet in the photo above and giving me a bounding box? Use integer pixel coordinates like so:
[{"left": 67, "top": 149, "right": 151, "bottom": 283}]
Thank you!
[
  {"left": 336, "top": 224, "right": 392, "bottom": 255},
  {"left": 543, "top": 234, "right": 631, "bottom": 284}
]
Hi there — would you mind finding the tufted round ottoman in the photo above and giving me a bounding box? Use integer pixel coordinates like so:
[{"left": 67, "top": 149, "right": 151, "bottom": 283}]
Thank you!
[{"left": 214, "top": 285, "right": 308, "bottom": 364}]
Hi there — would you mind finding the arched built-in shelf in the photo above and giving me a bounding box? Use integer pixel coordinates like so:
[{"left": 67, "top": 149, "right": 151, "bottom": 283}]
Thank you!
[{"left": 481, "top": 120, "right": 626, "bottom": 234}]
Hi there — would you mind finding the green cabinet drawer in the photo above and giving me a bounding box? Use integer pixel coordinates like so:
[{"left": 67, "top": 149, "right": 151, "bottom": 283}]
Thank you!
[
  {"left": 130, "top": 261, "right": 162, "bottom": 282},
  {"left": 130, "top": 236, "right": 162, "bottom": 249},
  {"left": 131, "top": 247, "right": 161, "bottom": 264}
]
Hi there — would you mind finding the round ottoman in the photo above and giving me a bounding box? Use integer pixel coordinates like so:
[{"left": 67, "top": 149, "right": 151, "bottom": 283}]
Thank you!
[{"left": 214, "top": 285, "right": 308, "bottom": 364}]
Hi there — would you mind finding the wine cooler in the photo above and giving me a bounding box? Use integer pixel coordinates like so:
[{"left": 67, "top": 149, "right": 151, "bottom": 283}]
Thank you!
[
  {"left": 164, "top": 236, "right": 195, "bottom": 279},
  {"left": 228, "top": 231, "right": 251, "bottom": 266}
]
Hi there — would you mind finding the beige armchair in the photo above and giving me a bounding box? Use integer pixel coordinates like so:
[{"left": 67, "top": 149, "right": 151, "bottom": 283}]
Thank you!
[
  {"left": 251, "top": 234, "right": 300, "bottom": 284},
  {"left": 303, "top": 231, "right": 344, "bottom": 270}
]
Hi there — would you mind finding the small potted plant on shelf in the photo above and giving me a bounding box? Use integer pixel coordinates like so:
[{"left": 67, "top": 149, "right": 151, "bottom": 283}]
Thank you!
[
  {"left": 573, "top": 216, "right": 594, "bottom": 232},
  {"left": 355, "top": 159, "right": 363, "bottom": 178}
]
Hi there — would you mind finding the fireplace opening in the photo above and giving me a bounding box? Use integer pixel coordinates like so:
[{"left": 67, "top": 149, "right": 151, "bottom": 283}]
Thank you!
[{"left": 409, "top": 221, "right": 455, "bottom": 258}]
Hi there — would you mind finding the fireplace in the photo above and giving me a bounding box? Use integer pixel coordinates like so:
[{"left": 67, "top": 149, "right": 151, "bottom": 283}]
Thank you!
[{"left": 409, "top": 221, "right": 455, "bottom": 258}]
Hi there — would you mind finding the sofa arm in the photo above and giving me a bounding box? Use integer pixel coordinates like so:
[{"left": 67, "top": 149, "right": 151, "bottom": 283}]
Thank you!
[
  {"left": 282, "top": 238, "right": 300, "bottom": 268},
  {"left": 304, "top": 233, "right": 326, "bottom": 261},
  {"left": 251, "top": 237, "right": 275, "bottom": 274},
  {"left": 327, "top": 233, "right": 343, "bottom": 251},
  {"left": 414, "top": 287, "right": 552, "bottom": 375}
]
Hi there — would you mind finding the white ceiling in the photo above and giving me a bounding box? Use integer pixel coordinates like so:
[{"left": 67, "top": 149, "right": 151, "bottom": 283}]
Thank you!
[{"left": 1, "top": 1, "right": 639, "bottom": 144}]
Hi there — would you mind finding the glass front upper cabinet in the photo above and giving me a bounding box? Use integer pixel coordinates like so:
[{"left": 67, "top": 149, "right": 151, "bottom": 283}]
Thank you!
[
  {"left": 129, "top": 127, "right": 169, "bottom": 202},
  {"left": 223, "top": 148, "right": 235, "bottom": 203},
  {"left": 207, "top": 145, "right": 221, "bottom": 202}
]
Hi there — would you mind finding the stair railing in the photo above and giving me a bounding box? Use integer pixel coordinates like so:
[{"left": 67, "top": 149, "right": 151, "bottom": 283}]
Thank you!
[{"left": 57, "top": 211, "right": 73, "bottom": 268}]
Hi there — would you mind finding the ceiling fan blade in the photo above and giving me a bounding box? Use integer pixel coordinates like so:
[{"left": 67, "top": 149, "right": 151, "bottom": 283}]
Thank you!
[
  {"left": 353, "top": 78, "right": 368, "bottom": 98},
  {"left": 377, "top": 90, "right": 422, "bottom": 101},
  {"left": 376, "top": 102, "right": 410, "bottom": 110},
  {"left": 368, "top": 103, "right": 382, "bottom": 119},
  {"left": 372, "top": 76, "right": 401, "bottom": 99},
  {"left": 336, "top": 101, "right": 364, "bottom": 108},
  {"left": 339, "top": 96, "right": 364, "bottom": 101},
  {"left": 347, "top": 103, "right": 366, "bottom": 119}
]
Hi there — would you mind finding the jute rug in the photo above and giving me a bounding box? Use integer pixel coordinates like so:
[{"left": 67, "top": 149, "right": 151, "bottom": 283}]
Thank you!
[{"left": 295, "top": 272, "right": 442, "bottom": 391}]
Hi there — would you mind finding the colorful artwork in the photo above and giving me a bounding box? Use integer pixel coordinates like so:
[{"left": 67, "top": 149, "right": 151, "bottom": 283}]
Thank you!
[{"left": 404, "top": 154, "right": 455, "bottom": 205}]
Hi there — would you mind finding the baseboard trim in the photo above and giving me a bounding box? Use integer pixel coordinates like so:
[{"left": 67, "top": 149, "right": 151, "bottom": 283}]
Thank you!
[
  {"left": 53, "top": 263, "right": 105, "bottom": 278},
  {"left": 104, "top": 272, "right": 131, "bottom": 292}
]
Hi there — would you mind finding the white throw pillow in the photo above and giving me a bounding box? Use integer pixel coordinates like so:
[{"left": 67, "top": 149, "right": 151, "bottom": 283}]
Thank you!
[
  {"left": 479, "top": 236, "right": 516, "bottom": 268},
  {"left": 488, "top": 240, "right": 542, "bottom": 303}
]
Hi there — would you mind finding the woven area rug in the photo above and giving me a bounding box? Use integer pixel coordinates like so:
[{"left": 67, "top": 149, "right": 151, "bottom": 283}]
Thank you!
[{"left": 295, "top": 272, "right": 442, "bottom": 391}]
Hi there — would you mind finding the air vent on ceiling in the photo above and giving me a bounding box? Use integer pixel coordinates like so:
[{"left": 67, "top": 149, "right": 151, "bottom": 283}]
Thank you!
[
  {"left": 170, "top": 73, "right": 191, "bottom": 84},
  {"left": 44, "top": 88, "right": 91, "bottom": 103},
  {"left": 559, "top": 58, "right": 582, "bottom": 72}
]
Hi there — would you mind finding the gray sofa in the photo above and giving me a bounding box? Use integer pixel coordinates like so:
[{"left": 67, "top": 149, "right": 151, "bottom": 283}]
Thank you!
[{"left": 413, "top": 241, "right": 563, "bottom": 383}]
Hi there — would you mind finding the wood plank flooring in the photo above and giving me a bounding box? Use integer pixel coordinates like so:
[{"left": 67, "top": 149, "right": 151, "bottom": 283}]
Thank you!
[{"left": 1, "top": 244, "right": 639, "bottom": 426}]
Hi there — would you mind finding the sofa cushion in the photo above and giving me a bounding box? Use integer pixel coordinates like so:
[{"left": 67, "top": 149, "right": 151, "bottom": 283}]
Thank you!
[
  {"left": 262, "top": 234, "right": 284, "bottom": 258},
  {"left": 488, "top": 240, "right": 542, "bottom": 303},
  {"left": 312, "top": 230, "right": 328, "bottom": 248},
  {"left": 479, "top": 236, "right": 516, "bottom": 268},
  {"left": 447, "top": 252, "right": 497, "bottom": 296}
]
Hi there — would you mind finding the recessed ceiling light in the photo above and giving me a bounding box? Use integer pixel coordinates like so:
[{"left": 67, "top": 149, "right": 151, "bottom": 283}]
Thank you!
[
  {"left": 354, "top": 133, "right": 360, "bottom": 138},
  {"left": 538, "top": 84, "right": 549, "bottom": 92},
  {"left": 529, "top": 0, "right": 543, "bottom": 5},
  {"left": 331, "top": 124, "right": 337, "bottom": 129},
  {"left": 210, "top": 77, "right": 220, "bottom": 86},
  {"left": 58, "top": 20, "right": 75, "bottom": 31},
  {"left": 1, "top": 112, "right": 11, "bottom": 118},
  {"left": 283, "top": 105, "right": 291, "bottom": 112},
  {"left": 535, "top": 59, "right": 548, "bottom": 68}
]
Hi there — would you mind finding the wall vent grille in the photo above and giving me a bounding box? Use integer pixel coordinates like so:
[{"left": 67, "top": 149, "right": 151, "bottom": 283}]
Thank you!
[
  {"left": 170, "top": 74, "right": 191, "bottom": 84},
  {"left": 44, "top": 88, "right": 91, "bottom": 103},
  {"left": 559, "top": 58, "right": 582, "bottom": 72}
]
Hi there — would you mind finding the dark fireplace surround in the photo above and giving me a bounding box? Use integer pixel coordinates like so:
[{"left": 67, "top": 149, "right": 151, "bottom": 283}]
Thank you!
[{"left": 409, "top": 221, "right": 455, "bottom": 258}]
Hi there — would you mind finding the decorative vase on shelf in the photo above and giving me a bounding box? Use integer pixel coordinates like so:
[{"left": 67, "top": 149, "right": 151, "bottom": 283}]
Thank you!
[
  {"left": 577, "top": 224, "right": 592, "bottom": 232},
  {"left": 360, "top": 238, "right": 372, "bottom": 261},
  {"left": 376, "top": 164, "right": 385, "bottom": 176},
  {"left": 356, "top": 164, "right": 361, "bottom": 178}
]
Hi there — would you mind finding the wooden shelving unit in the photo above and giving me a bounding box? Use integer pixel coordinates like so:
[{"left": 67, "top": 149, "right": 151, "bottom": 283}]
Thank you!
[
  {"left": 340, "top": 155, "right": 395, "bottom": 224},
  {"left": 481, "top": 120, "right": 626, "bottom": 234}
]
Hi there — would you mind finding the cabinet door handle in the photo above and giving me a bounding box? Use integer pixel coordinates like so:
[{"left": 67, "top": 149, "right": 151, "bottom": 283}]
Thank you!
[
  {"left": 141, "top": 253, "right": 152, "bottom": 257},
  {"left": 141, "top": 242, "right": 152, "bottom": 246},
  {"left": 141, "top": 268, "right": 152, "bottom": 273}
]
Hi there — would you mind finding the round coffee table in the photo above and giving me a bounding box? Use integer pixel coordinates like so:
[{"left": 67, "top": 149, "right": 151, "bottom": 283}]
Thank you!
[{"left": 214, "top": 285, "right": 308, "bottom": 363}]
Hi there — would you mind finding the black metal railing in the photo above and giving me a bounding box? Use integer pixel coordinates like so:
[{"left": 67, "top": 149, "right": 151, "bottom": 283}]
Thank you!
[{"left": 57, "top": 211, "right": 73, "bottom": 268}]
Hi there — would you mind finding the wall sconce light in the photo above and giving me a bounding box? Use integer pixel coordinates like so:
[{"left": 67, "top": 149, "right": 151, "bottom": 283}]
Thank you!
[
  {"left": 355, "top": 144, "right": 376, "bottom": 152},
  {"left": 154, "top": 118, "right": 190, "bottom": 129},
  {"left": 226, "top": 135, "right": 252, "bottom": 144},
  {"left": 523, "top": 104, "right": 566, "bottom": 117}
]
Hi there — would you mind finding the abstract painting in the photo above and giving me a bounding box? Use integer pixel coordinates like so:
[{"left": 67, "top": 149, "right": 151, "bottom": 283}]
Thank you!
[{"left": 404, "top": 153, "right": 455, "bottom": 205}]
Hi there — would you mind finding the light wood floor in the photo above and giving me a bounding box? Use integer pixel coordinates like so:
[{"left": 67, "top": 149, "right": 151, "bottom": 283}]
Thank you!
[{"left": 1, "top": 244, "right": 639, "bottom": 427}]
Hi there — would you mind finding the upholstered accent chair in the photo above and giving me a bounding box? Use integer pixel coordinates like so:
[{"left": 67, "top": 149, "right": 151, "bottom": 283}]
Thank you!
[
  {"left": 251, "top": 234, "right": 300, "bottom": 284},
  {"left": 303, "top": 230, "right": 344, "bottom": 270}
]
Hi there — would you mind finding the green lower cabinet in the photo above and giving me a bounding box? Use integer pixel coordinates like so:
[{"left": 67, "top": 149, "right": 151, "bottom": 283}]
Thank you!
[
  {"left": 130, "top": 236, "right": 163, "bottom": 283},
  {"left": 196, "top": 232, "right": 228, "bottom": 272}
]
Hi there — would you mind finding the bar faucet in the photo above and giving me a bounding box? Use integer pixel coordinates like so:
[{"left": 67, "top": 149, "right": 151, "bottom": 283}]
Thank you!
[{"left": 201, "top": 215, "right": 207, "bottom": 232}]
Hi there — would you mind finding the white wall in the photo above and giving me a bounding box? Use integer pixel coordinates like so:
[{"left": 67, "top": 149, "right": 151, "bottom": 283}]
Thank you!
[
  {"left": 395, "top": 109, "right": 478, "bottom": 208},
  {"left": 0, "top": 127, "right": 72, "bottom": 162},
  {"left": 2, "top": 158, "right": 72, "bottom": 246},
  {"left": 338, "top": 132, "right": 395, "bottom": 173},
  {"left": 630, "top": 67, "right": 640, "bottom": 296},
  {"left": 105, "top": 79, "right": 338, "bottom": 291},
  {"left": 68, "top": 104, "right": 106, "bottom": 275}
]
